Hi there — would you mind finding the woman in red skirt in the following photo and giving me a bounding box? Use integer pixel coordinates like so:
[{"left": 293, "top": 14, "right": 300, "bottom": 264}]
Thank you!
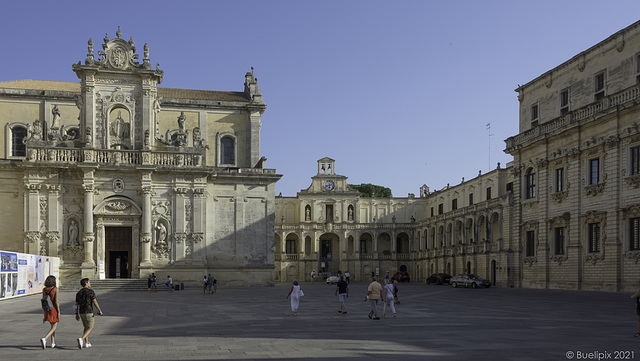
[{"left": 41, "top": 275, "right": 60, "bottom": 349}]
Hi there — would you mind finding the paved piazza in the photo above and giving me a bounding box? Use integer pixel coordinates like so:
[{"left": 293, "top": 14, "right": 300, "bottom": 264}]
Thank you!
[{"left": 0, "top": 282, "right": 637, "bottom": 360}]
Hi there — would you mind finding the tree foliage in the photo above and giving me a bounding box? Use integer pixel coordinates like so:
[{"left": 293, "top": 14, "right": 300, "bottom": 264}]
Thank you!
[{"left": 348, "top": 183, "right": 392, "bottom": 198}]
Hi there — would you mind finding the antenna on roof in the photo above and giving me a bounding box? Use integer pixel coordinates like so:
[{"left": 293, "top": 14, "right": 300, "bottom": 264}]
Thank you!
[{"left": 487, "top": 123, "right": 494, "bottom": 171}]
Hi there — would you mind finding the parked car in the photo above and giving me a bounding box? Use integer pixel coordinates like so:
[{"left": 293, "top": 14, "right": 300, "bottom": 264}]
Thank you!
[
  {"left": 449, "top": 274, "right": 491, "bottom": 288},
  {"left": 391, "top": 271, "right": 410, "bottom": 282},
  {"left": 325, "top": 273, "right": 341, "bottom": 284},
  {"left": 426, "top": 273, "right": 451, "bottom": 285}
]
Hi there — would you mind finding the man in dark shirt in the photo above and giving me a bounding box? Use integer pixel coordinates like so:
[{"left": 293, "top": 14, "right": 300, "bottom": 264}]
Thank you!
[
  {"left": 75, "top": 278, "right": 103, "bottom": 349},
  {"left": 335, "top": 276, "right": 349, "bottom": 314}
]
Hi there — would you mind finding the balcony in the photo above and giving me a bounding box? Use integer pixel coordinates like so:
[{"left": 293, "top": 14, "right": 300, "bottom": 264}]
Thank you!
[{"left": 505, "top": 85, "right": 640, "bottom": 152}]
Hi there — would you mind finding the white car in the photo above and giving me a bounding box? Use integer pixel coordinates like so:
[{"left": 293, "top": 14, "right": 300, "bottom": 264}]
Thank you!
[{"left": 325, "top": 274, "right": 340, "bottom": 284}]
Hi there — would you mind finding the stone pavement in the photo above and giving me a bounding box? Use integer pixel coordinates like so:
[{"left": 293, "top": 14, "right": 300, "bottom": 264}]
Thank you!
[{"left": 0, "top": 281, "right": 638, "bottom": 361}]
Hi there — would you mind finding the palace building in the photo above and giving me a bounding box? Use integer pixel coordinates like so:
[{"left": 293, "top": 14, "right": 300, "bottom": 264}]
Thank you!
[
  {"left": 0, "top": 29, "right": 280, "bottom": 286},
  {"left": 275, "top": 20, "right": 640, "bottom": 292},
  {"left": 2, "top": 21, "right": 640, "bottom": 292}
]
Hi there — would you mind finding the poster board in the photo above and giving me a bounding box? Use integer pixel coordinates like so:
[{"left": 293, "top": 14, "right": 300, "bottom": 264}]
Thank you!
[{"left": 0, "top": 251, "right": 60, "bottom": 301}]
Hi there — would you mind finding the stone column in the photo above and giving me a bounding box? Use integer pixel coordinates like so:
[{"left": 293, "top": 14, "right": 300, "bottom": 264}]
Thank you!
[
  {"left": 81, "top": 179, "right": 96, "bottom": 271},
  {"left": 173, "top": 187, "right": 188, "bottom": 262},
  {"left": 192, "top": 188, "right": 207, "bottom": 265},
  {"left": 140, "top": 185, "right": 153, "bottom": 268},
  {"left": 25, "top": 183, "right": 41, "bottom": 255}
]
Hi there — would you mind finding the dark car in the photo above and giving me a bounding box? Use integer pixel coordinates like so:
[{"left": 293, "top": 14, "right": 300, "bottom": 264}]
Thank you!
[
  {"left": 391, "top": 271, "right": 410, "bottom": 282},
  {"left": 449, "top": 274, "right": 491, "bottom": 288},
  {"left": 426, "top": 273, "right": 451, "bottom": 285}
]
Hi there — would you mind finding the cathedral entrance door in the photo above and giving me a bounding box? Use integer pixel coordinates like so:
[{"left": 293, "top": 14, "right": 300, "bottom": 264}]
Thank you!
[{"left": 105, "top": 227, "right": 132, "bottom": 278}]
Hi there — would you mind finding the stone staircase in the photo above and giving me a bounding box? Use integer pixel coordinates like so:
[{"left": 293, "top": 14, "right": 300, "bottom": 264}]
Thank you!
[{"left": 60, "top": 278, "right": 149, "bottom": 291}]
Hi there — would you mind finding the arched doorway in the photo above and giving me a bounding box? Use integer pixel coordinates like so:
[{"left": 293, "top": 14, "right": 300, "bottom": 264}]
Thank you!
[
  {"left": 319, "top": 233, "right": 340, "bottom": 274},
  {"left": 94, "top": 196, "right": 142, "bottom": 279}
]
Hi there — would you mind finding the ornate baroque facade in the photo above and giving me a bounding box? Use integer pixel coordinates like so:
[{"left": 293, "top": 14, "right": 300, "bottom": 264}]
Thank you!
[
  {"left": 0, "top": 29, "right": 280, "bottom": 286},
  {"left": 275, "top": 21, "right": 640, "bottom": 292}
]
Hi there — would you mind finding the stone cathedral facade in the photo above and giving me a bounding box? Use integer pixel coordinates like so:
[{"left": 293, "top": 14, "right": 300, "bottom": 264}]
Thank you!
[
  {"left": 0, "top": 29, "right": 280, "bottom": 286},
  {"left": 275, "top": 21, "right": 640, "bottom": 292}
]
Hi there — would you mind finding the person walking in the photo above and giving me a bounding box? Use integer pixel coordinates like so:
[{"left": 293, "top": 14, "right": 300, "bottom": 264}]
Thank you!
[
  {"left": 344, "top": 271, "right": 350, "bottom": 284},
  {"left": 393, "top": 279, "right": 400, "bottom": 304},
  {"left": 166, "top": 275, "right": 173, "bottom": 292},
  {"left": 207, "top": 273, "right": 213, "bottom": 294},
  {"left": 202, "top": 275, "right": 208, "bottom": 295},
  {"left": 632, "top": 282, "right": 640, "bottom": 337},
  {"left": 40, "top": 275, "right": 59, "bottom": 349},
  {"left": 75, "top": 278, "right": 103, "bottom": 349},
  {"left": 382, "top": 279, "right": 397, "bottom": 319},
  {"left": 150, "top": 273, "right": 157, "bottom": 292},
  {"left": 310, "top": 270, "right": 316, "bottom": 283},
  {"left": 335, "top": 276, "right": 349, "bottom": 314},
  {"left": 212, "top": 277, "right": 218, "bottom": 294},
  {"left": 365, "top": 277, "right": 382, "bottom": 320},
  {"left": 286, "top": 279, "right": 303, "bottom": 316}
]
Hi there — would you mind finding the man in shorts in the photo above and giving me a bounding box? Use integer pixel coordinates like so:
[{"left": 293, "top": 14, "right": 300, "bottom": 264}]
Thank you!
[
  {"left": 75, "top": 278, "right": 103, "bottom": 349},
  {"left": 335, "top": 276, "right": 349, "bottom": 314}
]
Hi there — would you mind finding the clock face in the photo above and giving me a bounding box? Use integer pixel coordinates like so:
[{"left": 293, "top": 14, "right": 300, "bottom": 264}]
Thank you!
[{"left": 324, "top": 180, "right": 335, "bottom": 190}]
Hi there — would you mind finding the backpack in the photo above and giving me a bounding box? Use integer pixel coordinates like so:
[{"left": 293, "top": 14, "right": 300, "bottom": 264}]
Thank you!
[{"left": 41, "top": 288, "right": 53, "bottom": 311}]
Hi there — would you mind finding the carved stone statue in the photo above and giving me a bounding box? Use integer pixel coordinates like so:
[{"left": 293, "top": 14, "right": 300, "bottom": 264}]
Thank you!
[
  {"left": 193, "top": 127, "right": 204, "bottom": 148},
  {"left": 68, "top": 220, "right": 79, "bottom": 245},
  {"left": 177, "top": 112, "right": 186, "bottom": 132},
  {"left": 110, "top": 111, "right": 129, "bottom": 139},
  {"left": 156, "top": 222, "right": 167, "bottom": 247},
  {"left": 28, "top": 119, "right": 43, "bottom": 140},
  {"left": 51, "top": 105, "right": 61, "bottom": 130}
]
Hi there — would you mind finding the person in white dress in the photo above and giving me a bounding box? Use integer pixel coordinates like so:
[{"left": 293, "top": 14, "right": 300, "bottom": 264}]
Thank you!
[{"left": 286, "top": 280, "right": 302, "bottom": 316}]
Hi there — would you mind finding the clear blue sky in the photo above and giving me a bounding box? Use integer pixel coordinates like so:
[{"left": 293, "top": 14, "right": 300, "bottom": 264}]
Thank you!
[{"left": 2, "top": 1, "right": 639, "bottom": 197}]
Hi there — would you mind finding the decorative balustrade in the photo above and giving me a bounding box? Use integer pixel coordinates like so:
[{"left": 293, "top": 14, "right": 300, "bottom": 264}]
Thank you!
[
  {"left": 25, "top": 146, "right": 210, "bottom": 169},
  {"left": 505, "top": 85, "right": 640, "bottom": 151}
]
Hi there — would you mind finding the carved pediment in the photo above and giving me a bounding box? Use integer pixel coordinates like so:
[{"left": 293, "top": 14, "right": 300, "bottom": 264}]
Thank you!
[{"left": 94, "top": 196, "right": 142, "bottom": 216}]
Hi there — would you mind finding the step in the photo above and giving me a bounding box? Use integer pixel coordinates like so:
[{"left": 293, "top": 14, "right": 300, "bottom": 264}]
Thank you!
[{"left": 60, "top": 279, "right": 149, "bottom": 291}]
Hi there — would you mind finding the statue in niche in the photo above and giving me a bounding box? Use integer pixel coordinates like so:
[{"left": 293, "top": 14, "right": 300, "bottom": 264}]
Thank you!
[
  {"left": 68, "top": 220, "right": 79, "bottom": 245},
  {"left": 153, "top": 221, "right": 170, "bottom": 258},
  {"left": 155, "top": 222, "right": 167, "bottom": 248},
  {"left": 51, "top": 105, "right": 61, "bottom": 130},
  {"left": 348, "top": 207, "right": 354, "bottom": 221},
  {"left": 305, "top": 207, "right": 311, "bottom": 221},
  {"left": 110, "top": 111, "right": 130, "bottom": 139}
]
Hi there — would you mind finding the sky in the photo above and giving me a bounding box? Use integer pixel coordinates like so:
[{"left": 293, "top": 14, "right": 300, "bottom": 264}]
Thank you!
[{"left": 1, "top": 1, "right": 639, "bottom": 197}]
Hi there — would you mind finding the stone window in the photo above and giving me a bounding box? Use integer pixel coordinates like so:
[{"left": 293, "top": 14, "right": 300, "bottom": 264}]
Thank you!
[
  {"left": 594, "top": 72, "right": 605, "bottom": 101},
  {"left": 636, "top": 53, "right": 640, "bottom": 83},
  {"left": 5, "top": 123, "right": 27, "bottom": 158},
  {"left": 525, "top": 168, "right": 536, "bottom": 199},
  {"left": 560, "top": 89, "right": 569, "bottom": 115},
  {"left": 285, "top": 239, "right": 296, "bottom": 254},
  {"left": 221, "top": 136, "right": 235, "bottom": 165},
  {"left": 486, "top": 187, "right": 492, "bottom": 200},
  {"left": 554, "top": 227, "right": 565, "bottom": 255},
  {"left": 588, "top": 223, "right": 601, "bottom": 253},
  {"left": 452, "top": 198, "right": 457, "bottom": 210},
  {"left": 589, "top": 158, "right": 600, "bottom": 185},
  {"left": 359, "top": 239, "right": 367, "bottom": 254},
  {"left": 468, "top": 193, "right": 474, "bottom": 206},
  {"left": 438, "top": 203, "right": 443, "bottom": 215},
  {"left": 631, "top": 217, "right": 640, "bottom": 251},
  {"left": 531, "top": 104, "right": 538, "bottom": 120},
  {"left": 555, "top": 168, "right": 565, "bottom": 193},
  {"left": 631, "top": 146, "right": 640, "bottom": 176},
  {"left": 525, "top": 230, "right": 535, "bottom": 257}
]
